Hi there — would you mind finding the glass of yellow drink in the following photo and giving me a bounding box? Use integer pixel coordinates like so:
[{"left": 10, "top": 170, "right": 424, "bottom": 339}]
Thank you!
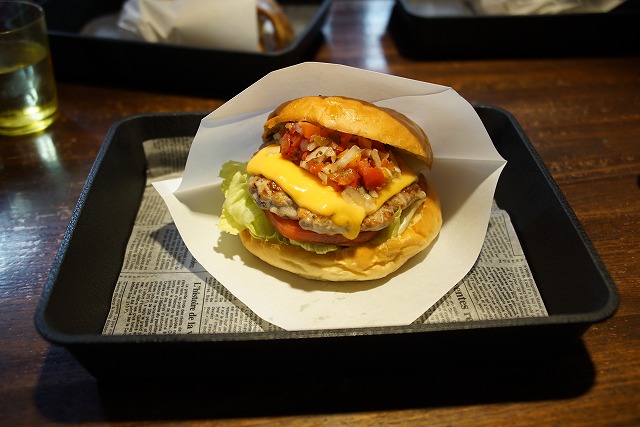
[{"left": 0, "top": 1, "right": 57, "bottom": 136}]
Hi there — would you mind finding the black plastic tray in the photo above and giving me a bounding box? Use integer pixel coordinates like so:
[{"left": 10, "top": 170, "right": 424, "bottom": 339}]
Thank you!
[
  {"left": 40, "top": 0, "right": 331, "bottom": 98},
  {"left": 35, "top": 106, "right": 619, "bottom": 380},
  {"left": 388, "top": 0, "right": 640, "bottom": 58}
]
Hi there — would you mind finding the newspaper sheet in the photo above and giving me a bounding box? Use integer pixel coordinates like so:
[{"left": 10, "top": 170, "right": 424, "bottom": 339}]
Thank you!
[{"left": 102, "top": 137, "right": 547, "bottom": 335}]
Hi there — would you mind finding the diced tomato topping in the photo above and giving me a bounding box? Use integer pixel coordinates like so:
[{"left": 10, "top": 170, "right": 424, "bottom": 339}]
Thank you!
[
  {"left": 339, "top": 132, "right": 352, "bottom": 145},
  {"left": 265, "top": 212, "right": 377, "bottom": 246},
  {"left": 357, "top": 159, "right": 385, "bottom": 190},
  {"left": 277, "top": 121, "right": 397, "bottom": 193},
  {"left": 336, "top": 168, "right": 359, "bottom": 187},
  {"left": 280, "top": 133, "right": 291, "bottom": 154},
  {"left": 308, "top": 160, "right": 325, "bottom": 175},
  {"left": 299, "top": 122, "right": 329, "bottom": 139},
  {"left": 325, "top": 179, "right": 342, "bottom": 192},
  {"left": 280, "top": 132, "right": 303, "bottom": 162}
]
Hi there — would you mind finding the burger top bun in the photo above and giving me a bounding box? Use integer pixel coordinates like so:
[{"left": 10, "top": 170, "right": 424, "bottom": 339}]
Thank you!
[
  {"left": 240, "top": 175, "right": 442, "bottom": 282},
  {"left": 263, "top": 96, "right": 433, "bottom": 168}
]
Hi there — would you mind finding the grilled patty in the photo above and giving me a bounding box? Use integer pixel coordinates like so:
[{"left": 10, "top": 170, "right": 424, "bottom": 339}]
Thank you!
[{"left": 248, "top": 174, "right": 426, "bottom": 235}]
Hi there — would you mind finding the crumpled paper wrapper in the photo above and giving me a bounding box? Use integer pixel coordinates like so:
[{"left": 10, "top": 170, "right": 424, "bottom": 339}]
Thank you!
[
  {"left": 473, "top": 0, "right": 626, "bottom": 14},
  {"left": 118, "top": 0, "right": 260, "bottom": 51},
  {"left": 153, "top": 62, "right": 507, "bottom": 331}
]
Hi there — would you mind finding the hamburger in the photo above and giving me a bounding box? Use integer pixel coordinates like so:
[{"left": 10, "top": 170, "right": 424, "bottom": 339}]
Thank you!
[
  {"left": 219, "top": 96, "right": 442, "bottom": 281},
  {"left": 257, "top": 0, "right": 295, "bottom": 51}
]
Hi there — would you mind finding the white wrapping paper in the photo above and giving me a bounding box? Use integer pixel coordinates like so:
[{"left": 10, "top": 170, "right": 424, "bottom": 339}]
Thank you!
[
  {"left": 473, "top": 0, "right": 625, "bottom": 14},
  {"left": 153, "top": 62, "right": 507, "bottom": 331},
  {"left": 118, "top": 0, "right": 260, "bottom": 51}
]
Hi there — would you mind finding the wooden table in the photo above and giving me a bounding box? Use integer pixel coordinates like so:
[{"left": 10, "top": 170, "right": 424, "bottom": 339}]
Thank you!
[{"left": 1, "top": 1, "right": 639, "bottom": 425}]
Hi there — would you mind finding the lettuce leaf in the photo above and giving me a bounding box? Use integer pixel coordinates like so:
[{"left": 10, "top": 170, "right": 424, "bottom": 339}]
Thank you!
[
  {"left": 218, "top": 161, "right": 276, "bottom": 238},
  {"left": 218, "top": 161, "right": 339, "bottom": 254},
  {"left": 288, "top": 239, "right": 340, "bottom": 254},
  {"left": 372, "top": 199, "right": 423, "bottom": 244}
]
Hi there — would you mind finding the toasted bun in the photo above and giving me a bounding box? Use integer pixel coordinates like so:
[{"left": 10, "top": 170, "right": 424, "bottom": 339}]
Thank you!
[
  {"left": 240, "top": 175, "right": 441, "bottom": 281},
  {"left": 263, "top": 96, "right": 433, "bottom": 167},
  {"left": 257, "top": 0, "right": 295, "bottom": 51}
]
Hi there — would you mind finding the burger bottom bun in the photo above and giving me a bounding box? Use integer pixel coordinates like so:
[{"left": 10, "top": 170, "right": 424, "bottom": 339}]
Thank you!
[{"left": 239, "top": 175, "right": 442, "bottom": 281}]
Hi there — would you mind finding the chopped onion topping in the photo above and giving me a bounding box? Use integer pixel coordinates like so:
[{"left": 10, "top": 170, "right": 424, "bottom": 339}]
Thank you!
[
  {"left": 276, "top": 120, "right": 404, "bottom": 199},
  {"left": 342, "top": 186, "right": 377, "bottom": 213},
  {"left": 334, "top": 145, "right": 360, "bottom": 172}
]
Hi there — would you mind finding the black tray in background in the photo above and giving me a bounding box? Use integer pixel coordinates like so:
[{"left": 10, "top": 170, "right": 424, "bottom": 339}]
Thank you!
[
  {"left": 389, "top": 0, "right": 640, "bottom": 59},
  {"left": 40, "top": 0, "right": 331, "bottom": 98},
  {"left": 34, "top": 106, "right": 619, "bottom": 380}
]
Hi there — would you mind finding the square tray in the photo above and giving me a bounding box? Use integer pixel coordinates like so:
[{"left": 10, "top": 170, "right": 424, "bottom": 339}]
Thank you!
[
  {"left": 388, "top": 0, "right": 640, "bottom": 58},
  {"left": 35, "top": 106, "right": 619, "bottom": 380},
  {"left": 40, "top": 0, "right": 331, "bottom": 98}
]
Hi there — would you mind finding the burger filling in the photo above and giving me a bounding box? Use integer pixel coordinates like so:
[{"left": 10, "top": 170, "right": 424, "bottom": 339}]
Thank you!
[
  {"left": 248, "top": 174, "right": 426, "bottom": 234},
  {"left": 273, "top": 121, "right": 401, "bottom": 197},
  {"left": 244, "top": 121, "right": 426, "bottom": 246}
]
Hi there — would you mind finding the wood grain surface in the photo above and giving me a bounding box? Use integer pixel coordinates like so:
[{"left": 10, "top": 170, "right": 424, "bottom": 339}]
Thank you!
[{"left": 1, "top": 1, "right": 638, "bottom": 425}]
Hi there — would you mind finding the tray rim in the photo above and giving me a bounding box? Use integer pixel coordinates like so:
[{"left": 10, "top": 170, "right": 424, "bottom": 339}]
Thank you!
[
  {"left": 390, "top": 0, "right": 640, "bottom": 58},
  {"left": 43, "top": 0, "right": 333, "bottom": 59},
  {"left": 40, "top": 0, "right": 333, "bottom": 98},
  {"left": 34, "top": 106, "right": 620, "bottom": 346}
]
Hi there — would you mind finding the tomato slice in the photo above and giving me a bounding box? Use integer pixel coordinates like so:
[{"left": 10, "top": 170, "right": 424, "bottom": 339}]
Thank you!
[{"left": 265, "top": 212, "right": 377, "bottom": 246}]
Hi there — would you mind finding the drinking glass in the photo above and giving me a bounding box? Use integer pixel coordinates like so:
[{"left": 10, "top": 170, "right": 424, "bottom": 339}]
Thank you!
[{"left": 0, "top": 1, "right": 57, "bottom": 136}]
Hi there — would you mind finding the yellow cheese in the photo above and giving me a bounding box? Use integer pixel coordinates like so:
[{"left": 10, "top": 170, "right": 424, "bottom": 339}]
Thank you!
[{"left": 247, "top": 145, "right": 418, "bottom": 239}]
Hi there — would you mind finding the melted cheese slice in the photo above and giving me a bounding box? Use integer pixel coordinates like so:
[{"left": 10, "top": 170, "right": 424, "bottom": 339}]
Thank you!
[{"left": 247, "top": 145, "right": 418, "bottom": 239}]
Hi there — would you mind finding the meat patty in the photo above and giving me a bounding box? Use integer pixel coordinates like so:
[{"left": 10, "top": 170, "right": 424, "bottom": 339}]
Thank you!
[
  {"left": 248, "top": 174, "right": 426, "bottom": 235},
  {"left": 248, "top": 174, "right": 298, "bottom": 220}
]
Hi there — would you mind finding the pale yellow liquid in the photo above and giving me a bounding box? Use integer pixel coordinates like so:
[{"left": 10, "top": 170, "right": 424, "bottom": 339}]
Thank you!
[{"left": 0, "top": 41, "right": 58, "bottom": 136}]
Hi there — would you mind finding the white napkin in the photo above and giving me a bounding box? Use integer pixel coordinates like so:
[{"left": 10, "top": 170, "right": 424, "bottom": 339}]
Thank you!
[
  {"left": 118, "top": 0, "right": 260, "bottom": 51},
  {"left": 474, "top": 0, "right": 626, "bottom": 14}
]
